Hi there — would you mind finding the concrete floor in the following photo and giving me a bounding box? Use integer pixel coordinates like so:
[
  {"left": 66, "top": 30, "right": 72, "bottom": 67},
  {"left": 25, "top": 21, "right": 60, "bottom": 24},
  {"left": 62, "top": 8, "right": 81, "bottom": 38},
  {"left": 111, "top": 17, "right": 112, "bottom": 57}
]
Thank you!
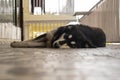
[{"left": 0, "top": 43, "right": 120, "bottom": 80}]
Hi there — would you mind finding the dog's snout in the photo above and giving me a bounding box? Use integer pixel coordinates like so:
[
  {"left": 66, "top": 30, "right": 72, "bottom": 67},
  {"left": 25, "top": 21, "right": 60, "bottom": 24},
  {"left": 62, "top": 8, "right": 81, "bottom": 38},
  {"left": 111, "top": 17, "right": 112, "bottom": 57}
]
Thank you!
[{"left": 53, "top": 42, "right": 59, "bottom": 48}]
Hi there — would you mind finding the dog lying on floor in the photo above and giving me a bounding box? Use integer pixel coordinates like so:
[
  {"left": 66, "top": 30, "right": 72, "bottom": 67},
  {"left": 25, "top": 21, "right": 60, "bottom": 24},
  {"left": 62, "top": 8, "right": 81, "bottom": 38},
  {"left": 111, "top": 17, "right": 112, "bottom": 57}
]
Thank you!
[{"left": 11, "top": 24, "right": 106, "bottom": 48}]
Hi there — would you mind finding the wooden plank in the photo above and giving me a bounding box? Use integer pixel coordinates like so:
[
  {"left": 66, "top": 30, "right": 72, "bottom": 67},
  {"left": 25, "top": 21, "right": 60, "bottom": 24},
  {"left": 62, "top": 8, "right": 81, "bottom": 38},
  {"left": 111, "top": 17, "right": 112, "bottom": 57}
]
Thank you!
[
  {"left": 80, "top": 0, "right": 119, "bottom": 42},
  {"left": 73, "top": 12, "right": 91, "bottom": 16}
]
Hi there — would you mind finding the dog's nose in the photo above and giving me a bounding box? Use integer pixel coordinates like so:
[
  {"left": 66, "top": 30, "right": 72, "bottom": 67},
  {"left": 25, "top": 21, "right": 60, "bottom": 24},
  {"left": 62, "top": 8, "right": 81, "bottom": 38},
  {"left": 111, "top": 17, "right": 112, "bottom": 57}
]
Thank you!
[{"left": 53, "top": 42, "right": 59, "bottom": 48}]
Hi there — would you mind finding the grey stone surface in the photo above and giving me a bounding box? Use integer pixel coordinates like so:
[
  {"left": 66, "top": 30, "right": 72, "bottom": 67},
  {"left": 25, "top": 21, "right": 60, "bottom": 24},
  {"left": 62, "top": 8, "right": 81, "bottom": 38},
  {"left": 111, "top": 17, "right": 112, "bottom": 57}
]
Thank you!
[{"left": 0, "top": 43, "right": 120, "bottom": 80}]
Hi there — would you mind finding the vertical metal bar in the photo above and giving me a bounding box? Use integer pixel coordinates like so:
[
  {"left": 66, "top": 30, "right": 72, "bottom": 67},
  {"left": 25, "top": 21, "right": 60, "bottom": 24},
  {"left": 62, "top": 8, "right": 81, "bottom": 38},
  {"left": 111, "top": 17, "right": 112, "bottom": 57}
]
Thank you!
[
  {"left": 0, "top": 0, "right": 2, "bottom": 14},
  {"left": 13, "top": 0, "right": 15, "bottom": 23},
  {"left": 42, "top": 0, "right": 45, "bottom": 13},
  {"left": 3, "top": 1, "right": 5, "bottom": 15},
  {"left": 5, "top": 0, "right": 6, "bottom": 15},
  {"left": 20, "top": 0, "right": 24, "bottom": 41},
  {"left": 36, "top": 0, "right": 38, "bottom": 7},
  {"left": 35, "top": 0, "right": 36, "bottom": 7},
  {"left": 38, "top": 0, "right": 39, "bottom": 7},
  {"left": 31, "top": 0, "right": 34, "bottom": 14},
  {"left": 14, "top": 0, "right": 17, "bottom": 26},
  {"left": 10, "top": 0, "right": 12, "bottom": 14}
]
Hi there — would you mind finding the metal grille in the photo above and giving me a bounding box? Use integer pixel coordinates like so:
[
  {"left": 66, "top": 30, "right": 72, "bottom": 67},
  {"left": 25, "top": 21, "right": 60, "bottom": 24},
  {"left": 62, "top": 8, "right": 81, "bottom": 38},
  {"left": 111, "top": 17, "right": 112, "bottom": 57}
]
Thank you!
[
  {"left": 31, "top": 0, "right": 45, "bottom": 14},
  {"left": 0, "top": 0, "right": 21, "bottom": 41},
  {"left": 0, "top": 0, "right": 14, "bottom": 22}
]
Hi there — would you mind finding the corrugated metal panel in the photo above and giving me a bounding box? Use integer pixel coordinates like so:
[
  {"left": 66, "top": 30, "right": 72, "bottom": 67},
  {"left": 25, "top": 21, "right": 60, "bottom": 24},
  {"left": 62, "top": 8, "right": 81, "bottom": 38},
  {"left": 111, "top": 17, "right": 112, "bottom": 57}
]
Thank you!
[
  {"left": 24, "top": 20, "right": 75, "bottom": 40},
  {"left": 80, "top": 0, "right": 119, "bottom": 42},
  {"left": 0, "top": 23, "right": 21, "bottom": 40}
]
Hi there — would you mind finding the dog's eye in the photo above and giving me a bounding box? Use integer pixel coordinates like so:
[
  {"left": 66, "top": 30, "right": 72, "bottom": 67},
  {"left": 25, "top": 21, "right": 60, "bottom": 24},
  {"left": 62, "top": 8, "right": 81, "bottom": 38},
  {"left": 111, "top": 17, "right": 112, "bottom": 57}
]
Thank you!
[
  {"left": 59, "top": 41, "right": 66, "bottom": 45},
  {"left": 64, "top": 34, "right": 72, "bottom": 39},
  {"left": 67, "top": 40, "right": 77, "bottom": 48},
  {"left": 71, "top": 41, "right": 76, "bottom": 45},
  {"left": 68, "top": 35, "right": 72, "bottom": 39}
]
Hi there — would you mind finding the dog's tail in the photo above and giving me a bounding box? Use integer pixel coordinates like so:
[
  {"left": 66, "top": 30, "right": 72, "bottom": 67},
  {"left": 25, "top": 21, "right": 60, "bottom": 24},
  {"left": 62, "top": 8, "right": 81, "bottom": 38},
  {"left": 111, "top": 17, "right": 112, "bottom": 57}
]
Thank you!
[
  {"left": 10, "top": 41, "right": 46, "bottom": 48},
  {"left": 10, "top": 33, "right": 47, "bottom": 48}
]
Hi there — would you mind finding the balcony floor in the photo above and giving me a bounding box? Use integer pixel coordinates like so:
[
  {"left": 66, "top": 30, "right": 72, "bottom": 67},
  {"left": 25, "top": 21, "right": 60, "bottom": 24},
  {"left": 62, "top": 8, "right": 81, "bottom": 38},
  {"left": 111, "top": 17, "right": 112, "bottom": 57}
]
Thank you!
[{"left": 0, "top": 43, "right": 120, "bottom": 80}]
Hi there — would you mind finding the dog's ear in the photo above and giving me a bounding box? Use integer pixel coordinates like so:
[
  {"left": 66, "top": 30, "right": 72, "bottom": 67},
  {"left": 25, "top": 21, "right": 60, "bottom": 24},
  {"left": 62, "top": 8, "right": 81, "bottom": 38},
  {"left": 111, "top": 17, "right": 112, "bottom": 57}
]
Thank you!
[
  {"left": 52, "top": 27, "right": 66, "bottom": 40},
  {"left": 51, "top": 26, "right": 66, "bottom": 47}
]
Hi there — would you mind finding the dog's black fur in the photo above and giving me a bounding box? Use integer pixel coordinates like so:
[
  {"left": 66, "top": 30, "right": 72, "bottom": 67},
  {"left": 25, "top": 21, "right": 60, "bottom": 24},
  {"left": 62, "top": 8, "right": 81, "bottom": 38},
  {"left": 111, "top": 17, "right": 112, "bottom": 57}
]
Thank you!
[{"left": 11, "top": 24, "right": 106, "bottom": 48}]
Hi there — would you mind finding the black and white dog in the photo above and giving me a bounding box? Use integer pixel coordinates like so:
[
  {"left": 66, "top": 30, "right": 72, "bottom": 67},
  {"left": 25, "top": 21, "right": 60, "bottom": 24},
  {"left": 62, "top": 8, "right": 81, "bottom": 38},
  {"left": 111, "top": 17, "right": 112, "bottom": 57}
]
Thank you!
[{"left": 11, "top": 24, "right": 106, "bottom": 48}]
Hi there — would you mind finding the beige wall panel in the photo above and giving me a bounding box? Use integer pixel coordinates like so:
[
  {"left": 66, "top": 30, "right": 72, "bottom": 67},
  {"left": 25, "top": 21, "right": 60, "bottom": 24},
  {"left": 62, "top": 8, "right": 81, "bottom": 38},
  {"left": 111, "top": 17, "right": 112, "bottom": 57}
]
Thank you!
[{"left": 81, "top": 0, "right": 120, "bottom": 42}]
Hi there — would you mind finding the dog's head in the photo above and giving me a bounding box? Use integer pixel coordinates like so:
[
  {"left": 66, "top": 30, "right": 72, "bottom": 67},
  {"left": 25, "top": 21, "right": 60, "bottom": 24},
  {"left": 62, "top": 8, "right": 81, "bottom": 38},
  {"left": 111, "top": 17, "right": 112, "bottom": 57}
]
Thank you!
[{"left": 51, "top": 25, "right": 79, "bottom": 48}]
